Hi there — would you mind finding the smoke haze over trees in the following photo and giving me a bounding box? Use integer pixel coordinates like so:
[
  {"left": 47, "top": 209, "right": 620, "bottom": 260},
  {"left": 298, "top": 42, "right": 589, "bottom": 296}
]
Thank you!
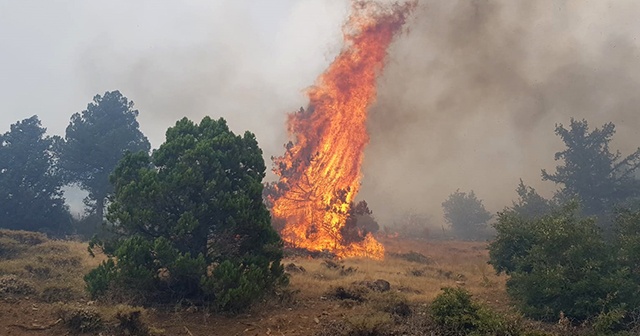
[
  {"left": 362, "top": 0, "right": 640, "bottom": 226},
  {"left": 0, "top": 117, "right": 71, "bottom": 235},
  {"left": 2, "top": 1, "right": 640, "bottom": 228},
  {"left": 59, "top": 91, "right": 150, "bottom": 229}
]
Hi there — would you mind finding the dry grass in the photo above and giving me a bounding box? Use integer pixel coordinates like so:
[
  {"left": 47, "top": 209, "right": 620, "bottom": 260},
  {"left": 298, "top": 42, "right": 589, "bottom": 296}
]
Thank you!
[
  {"left": 0, "top": 230, "right": 520, "bottom": 335},
  {"left": 0, "top": 229, "right": 106, "bottom": 304},
  {"left": 286, "top": 237, "right": 509, "bottom": 311}
]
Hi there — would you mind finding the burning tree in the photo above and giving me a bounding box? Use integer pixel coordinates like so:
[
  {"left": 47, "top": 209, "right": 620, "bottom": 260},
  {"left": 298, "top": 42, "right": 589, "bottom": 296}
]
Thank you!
[{"left": 267, "top": 1, "right": 415, "bottom": 259}]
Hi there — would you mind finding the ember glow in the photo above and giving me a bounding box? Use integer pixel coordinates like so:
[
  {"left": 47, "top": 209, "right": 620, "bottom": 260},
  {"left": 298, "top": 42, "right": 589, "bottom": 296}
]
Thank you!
[{"left": 269, "top": 1, "right": 414, "bottom": 259}]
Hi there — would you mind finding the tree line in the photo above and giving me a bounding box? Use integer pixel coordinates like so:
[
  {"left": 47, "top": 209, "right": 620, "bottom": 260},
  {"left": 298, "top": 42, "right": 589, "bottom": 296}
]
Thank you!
[
  {"left": 442, "top": 119, "right": 640, "bottom": 332},
  {"left": 0, "top": 91, "right": 150, "bottom": 236},
  {"left": 442, "top": 118, "right": 640, "bottom": 238},
  {"left": 1, "top": 90, "right": 285, "bottom": 311}
]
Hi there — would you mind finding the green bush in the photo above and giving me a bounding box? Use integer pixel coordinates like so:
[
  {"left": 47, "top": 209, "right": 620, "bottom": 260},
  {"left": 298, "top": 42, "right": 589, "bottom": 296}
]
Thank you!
[
  {"left": 430, "top": 287, "right": 524, "bottom": 336},
  {"left": 84, "top": 117, "right": 285, "bottom": 312},
  {"left": 489, "top": 203, "right": 640, "bottom": 329},
  {"left": 431, "top": 287, "right": 482, "bottom": 333},
  {"left": 57, "top": 305, "right": 103, "bottom": 334},
  {"left": 442, "top": 190, "right": 493, "bottom": 240},
  {"left": 85, "top": 258, "right": 117, "bottom": 299}
]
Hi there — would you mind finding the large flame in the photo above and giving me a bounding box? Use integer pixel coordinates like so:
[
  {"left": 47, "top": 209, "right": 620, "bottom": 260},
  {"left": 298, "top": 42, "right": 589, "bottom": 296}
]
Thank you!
[{"left": 269, "top": 1, "right": 414, "bottom": 259}]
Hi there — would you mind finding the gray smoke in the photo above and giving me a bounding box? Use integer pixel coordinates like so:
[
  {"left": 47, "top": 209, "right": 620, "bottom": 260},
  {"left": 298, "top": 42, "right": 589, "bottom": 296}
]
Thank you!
[
  {"left": 359, "top": 0, "right": 640, "bottom": 227},
  {"left": 4, "top": 1, "right": 638, "bottom": 226},
  {"left": 74, "top": 1, "right": 349, "bottom": 161}
]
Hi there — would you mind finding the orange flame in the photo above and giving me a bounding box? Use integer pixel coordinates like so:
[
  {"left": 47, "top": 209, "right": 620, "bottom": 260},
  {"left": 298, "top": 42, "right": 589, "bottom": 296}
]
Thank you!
[{"left": 269, "top": 1, "right": 414, "bottom": 259}]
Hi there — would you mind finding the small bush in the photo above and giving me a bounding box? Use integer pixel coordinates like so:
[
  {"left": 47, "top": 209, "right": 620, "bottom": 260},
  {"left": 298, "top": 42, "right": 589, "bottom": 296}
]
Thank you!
[
  {"left": 87, "top": 236, "right": 286, "bottom": 312},
  {"left": 110, "top": 305, "right": 150, "bottom": 336},
  {"left": 322, "top": 259, "right": 358, "bottom": 275},
  {"left": 41, "top": 254, "right": 82, "bottom": 268},
  {"left": 84, "top": 258, "right": 118, "bottom": 299},
  {"left": 57, "top": 305, "right": 103, "bottom": 334},
  {"left": 431, "top": 287, "right": 482, "bottom": 334},
  {"left": 326, "top": 285, "right": 369, "bottom": 302},
  {"left": 357, "top": 279, "right": 391, "bottom": 292},
  {"left": 592, "top": 309, "right": 627, "bottom": 334},
  {"left": 202, "top": 259, "right": 277, "bottom": 313},
  {"left": 346, "top": 312, "right": 394, "bottom": 336},
  {"left": 41, "top": 286, "right": 79, "bottom": 303},
  {"left": 284, "top": 262, "right": 306, "bottom": 273},
  {"left": 431, "top": 287, "right": 524, "bottom": 336},
  {"left": 0, "top": 275, "right": 36, "bottom": 297},
  {"left": 0, "top": 229, "right": 47, "bottom": 245},
  {"left": 407, "top": 268, "right": 426, "bottom": 277},
  {"left": 369, "top": 291, "right": 412, "bottom": 318},
  {"left": 389, "top": 251, "right": 432, "bottom": 264},
  {"left": 24, "top": 264, "right": 52, "bottom": 280},
  {"left": 0, "top": 237, "right": 25, "bottom": 259}
]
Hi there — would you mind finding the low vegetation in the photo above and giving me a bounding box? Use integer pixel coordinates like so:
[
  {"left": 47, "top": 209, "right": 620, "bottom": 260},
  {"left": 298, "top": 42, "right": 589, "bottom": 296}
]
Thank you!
[{"left": 490, "top": 204, "right": 640, "bottom": 333}]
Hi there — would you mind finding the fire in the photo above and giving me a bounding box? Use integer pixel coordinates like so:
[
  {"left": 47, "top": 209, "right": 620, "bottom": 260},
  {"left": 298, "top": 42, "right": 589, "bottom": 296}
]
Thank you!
[{"left": 268, "top": 1, "right": 414, "bottom": 259}]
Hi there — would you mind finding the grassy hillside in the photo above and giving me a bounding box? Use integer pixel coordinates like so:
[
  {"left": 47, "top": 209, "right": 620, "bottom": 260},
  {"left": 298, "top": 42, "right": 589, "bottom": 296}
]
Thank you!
[{"left": 0, "top": 230, "right": 579, "bottom": 335}]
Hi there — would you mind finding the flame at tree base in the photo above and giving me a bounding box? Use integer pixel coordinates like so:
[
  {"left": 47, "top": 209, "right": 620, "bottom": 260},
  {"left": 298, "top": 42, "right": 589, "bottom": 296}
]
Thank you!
[
  {"left": 268, "top": 1, "right": 415, "bottom": 260},
  {"left": 281, "top": 220, "right": 385, "bottom": 260}
]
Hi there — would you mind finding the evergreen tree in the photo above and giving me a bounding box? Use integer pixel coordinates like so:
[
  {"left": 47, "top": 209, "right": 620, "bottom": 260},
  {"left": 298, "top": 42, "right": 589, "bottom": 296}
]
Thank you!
[
  {"left": 504, "top": 180, "right": 555, "bottom": 220},
  {"left": 442, "top": 190, "right": 493, "bottom": 240},
  {"left": 0, "top": 116, "right": 71, "bottom": 234},
  {"left": 60, "top": 91, "right": 150, "bottom": 227},
  {"left": 542, "top": 119, "right": 640, "bottom": 217},
  {"left": 86, "top": 117, "right": 285, "bottom": 311}
]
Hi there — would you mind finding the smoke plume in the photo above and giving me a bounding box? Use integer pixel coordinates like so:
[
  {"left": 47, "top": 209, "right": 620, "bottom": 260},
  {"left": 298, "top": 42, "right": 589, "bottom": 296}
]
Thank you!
[{"left": 360, "top": 0, "right": 640, "bottom": 227}]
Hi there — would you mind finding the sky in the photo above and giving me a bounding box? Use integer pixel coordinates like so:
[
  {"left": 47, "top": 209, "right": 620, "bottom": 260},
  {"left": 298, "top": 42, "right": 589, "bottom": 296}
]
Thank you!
[
  {"left": 2, "top": 1, "right": 640, "bottom": 226},
  {"left": 0, "top": 1, "right": 350, "bottom": 151}
]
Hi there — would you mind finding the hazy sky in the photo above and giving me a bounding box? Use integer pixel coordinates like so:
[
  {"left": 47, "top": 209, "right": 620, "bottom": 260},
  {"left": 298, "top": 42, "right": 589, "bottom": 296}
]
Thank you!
[
  {"left": 0, "top": 0, "right": 349, "bottom": 150},
  {"left": 2, "top": 1, "right": 640, "bottom": 226}
]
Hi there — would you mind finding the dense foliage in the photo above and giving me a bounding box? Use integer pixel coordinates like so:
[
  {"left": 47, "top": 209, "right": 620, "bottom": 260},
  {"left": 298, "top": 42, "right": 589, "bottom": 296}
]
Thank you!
[
  {"left": 0, "top": 116, "right": 71, "bottom": 235},
  {"left": 542, "top": 119, "right": 640, "bottom": 219},
  {"left": 504, "top": 180, "right": 556, "bottom": 220},
  {"left": 85, "top": 117, "right": 285, "bottom": 311},
  {"left": 430, "top": 287, "right": 523, "bottom": 336},
  {"left": 489, "top": 203, "right": 640, "bottom": 331},
  {"left": 59, "top": 91, "right": 150, "bottom": 227},
  {"left": 442, "top": 190, "right": 493, "bottom": 240}
]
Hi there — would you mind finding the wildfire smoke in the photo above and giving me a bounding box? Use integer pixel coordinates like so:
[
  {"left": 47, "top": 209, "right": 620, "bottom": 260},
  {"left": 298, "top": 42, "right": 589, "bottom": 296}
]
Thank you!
[{"left": 268, "top": 1, "right": 415, "bottom": 259}]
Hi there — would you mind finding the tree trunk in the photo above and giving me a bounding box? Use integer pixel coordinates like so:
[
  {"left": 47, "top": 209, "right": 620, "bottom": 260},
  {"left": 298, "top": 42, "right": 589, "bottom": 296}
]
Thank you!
[{"left": 96, "top": 195, "right": 105, "bottom": 229}]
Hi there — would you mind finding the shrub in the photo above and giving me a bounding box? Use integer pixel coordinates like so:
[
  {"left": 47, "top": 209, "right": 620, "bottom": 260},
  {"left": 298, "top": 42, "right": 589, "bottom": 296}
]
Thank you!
[
  {"left": 326, "top": 284, "right": 369, "bottom": 302},
  {"left": 41, "top": 286, "right": 78, "bottom": 303},
  {"left": 0, "top": 237, "right": 24, "bottom": 259},
  {"left": 369, "top": 291, "right": 412, "bottom": 318},
  {"left": 442, "top": 190, "right": 493, "bottom": 240},
  {"left": 110, "top": 305, "right": 150, "bottom": 336},
  {"left": 431, "top": 287, "right": 483, "bottom": 334},
  {"left": 430, "top": 287, "right": 524, "bottom": 336},
  {"left": 57, "top": 305, "right": 103, "bottom": 334},
  {"left": 346, "top": 312, "right": 394, "bottom": 336},
  {"left": 85, "top": 258, "right": 118, "bottom": 299},
  {"left": 84, "top": 117, "right": 286, "bottom": 312},
  {"left": 202, "top": 259, "right": 275, "bottom": 312},
  {"left": 0, "top": 275, "right": 36, "bottom": 297},
  {"left": 489, "top": 203, "right": 640, "bottom": 328},
  {"left": 389, "top": 251, "right": 432, "bottom": 264},
  {"left": 0, "top": 229, "right": 47, "bottom": 245}
]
